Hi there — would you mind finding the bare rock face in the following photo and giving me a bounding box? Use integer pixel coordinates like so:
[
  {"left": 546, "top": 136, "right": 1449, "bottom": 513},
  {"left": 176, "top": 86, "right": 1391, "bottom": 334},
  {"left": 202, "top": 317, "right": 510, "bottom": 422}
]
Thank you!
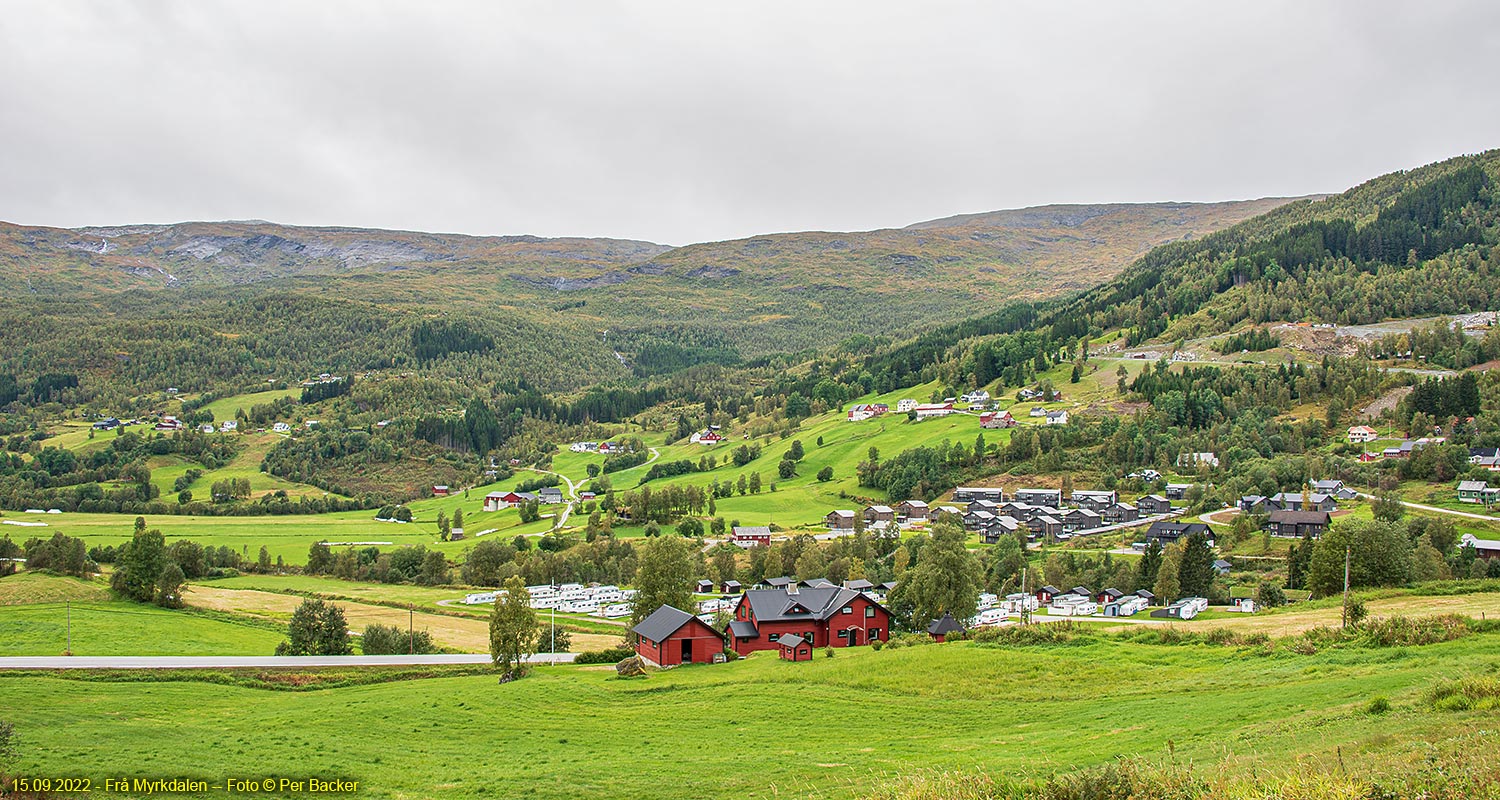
[{"left": 615, "top": 655, "right": 647, "bottom": 677}]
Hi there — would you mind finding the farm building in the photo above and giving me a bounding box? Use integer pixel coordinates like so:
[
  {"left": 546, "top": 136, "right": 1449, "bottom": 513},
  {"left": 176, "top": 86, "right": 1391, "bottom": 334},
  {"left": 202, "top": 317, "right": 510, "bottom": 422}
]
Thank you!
[
  {"left": 730, "top": 526, "right": 772, "bottom": 548},
  {"left": 864, "top": 505, "right": 896, "bottom": 526},
  {"left": 979, "top": 410, "right": 1016, "bottom": 429},
  {"left": 913, "top": 403, "right": 955, "bottom": 419},
  {"left": 632, "top": 605, "right": 725, "bottom": 667},
  {"left": 1461, "top": 533, "right": 1500, "bottom": 560},
  {"left": 927, "top": 612, "right": 965, "bottom": 642},
  {"left": 724, "top": 584, "right": 892, "bottom": 653}
]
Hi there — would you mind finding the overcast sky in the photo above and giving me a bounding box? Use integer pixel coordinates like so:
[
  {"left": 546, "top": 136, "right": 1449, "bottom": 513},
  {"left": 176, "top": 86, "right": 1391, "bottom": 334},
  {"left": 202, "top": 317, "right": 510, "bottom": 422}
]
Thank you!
[{"left": 1, "top": 1, "right": 1497, "bottom": 245}]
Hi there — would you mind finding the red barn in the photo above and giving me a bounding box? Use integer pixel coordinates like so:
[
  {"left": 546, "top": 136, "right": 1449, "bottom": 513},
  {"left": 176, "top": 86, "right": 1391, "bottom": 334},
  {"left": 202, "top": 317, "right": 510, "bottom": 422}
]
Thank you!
[
  {"left": 725, "top": 584, "right": 891, "bottom": 654},
  {"left": 778, "top": 633, "right": 812, "bottom": 661},
  {"left": 632, "top": 605, "right": 724, "bottom": 667}
]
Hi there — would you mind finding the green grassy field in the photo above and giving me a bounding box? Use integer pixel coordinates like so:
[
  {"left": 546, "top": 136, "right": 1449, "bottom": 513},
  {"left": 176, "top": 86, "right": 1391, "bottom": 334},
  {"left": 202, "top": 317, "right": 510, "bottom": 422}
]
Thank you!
[
  {"left": 3, "top": 633, "right": 1499, "bottom": 798},
  {"left": 0, "top": 573, "right": 285, "bottom": 657}
]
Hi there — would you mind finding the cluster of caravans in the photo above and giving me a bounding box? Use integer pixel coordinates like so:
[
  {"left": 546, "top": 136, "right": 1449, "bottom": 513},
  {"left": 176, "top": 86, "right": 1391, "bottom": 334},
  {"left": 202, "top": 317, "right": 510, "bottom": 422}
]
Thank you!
[
  {"left": 462, "top": 583, "right": 637, "bottom": 618},
  {"left": 971, "top": 592, "right": 1042, "bottom": 625}
]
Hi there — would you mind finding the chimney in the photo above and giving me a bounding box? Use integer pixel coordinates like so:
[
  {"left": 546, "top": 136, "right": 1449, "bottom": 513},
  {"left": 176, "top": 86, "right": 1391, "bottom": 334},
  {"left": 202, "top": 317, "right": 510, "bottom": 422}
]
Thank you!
[{"left": 786, "top": 582, "right": 798, "bottom": 595}]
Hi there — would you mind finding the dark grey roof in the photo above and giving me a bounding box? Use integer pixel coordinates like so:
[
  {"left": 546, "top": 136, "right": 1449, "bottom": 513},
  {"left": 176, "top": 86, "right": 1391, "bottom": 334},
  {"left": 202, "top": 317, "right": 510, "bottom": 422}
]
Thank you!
[
  {"left": 802, "top": 578, "right": 837, "bottom": 589},
  {"left": 927, "top": 612, "right": 965, "bottom": 636},
  {"left": 844, "top": 579, "right": 874, "bottom": 591},
  {"left": 723, "top": 580, "right": 743, "bottom": 589},
  {"left": 777, "top": 633, "right": 805, "bottom": 648},
  {"left": 728, "top": 620, "right": 758, "bottom": 639},
  {"left": 631, "top": 605, "right": 710, "bottom": 643},
  {"left": 1135, "top": 589, "right": 1156, "bottom": 599},
  {"left": 1100, "top": 588, "right": 1124, "bottom": 599},
  {"left": 1213, "top": 559, "right": 1233, "bottom": 569},
  {"left": 1268, "top": 510, "right": 1331, "bottom": 524},
  {"left": 1039, "top": 585, "right": 1061, "bottom": 594},
  {"left": 766, "top": 576, "right": 793, "bottom": 587},
  {"left": 1146, "top": 521, "right": 1210, "bottom": 540},
  {"left": 742, "top": 586, "right": 871, "bottom": 623}
]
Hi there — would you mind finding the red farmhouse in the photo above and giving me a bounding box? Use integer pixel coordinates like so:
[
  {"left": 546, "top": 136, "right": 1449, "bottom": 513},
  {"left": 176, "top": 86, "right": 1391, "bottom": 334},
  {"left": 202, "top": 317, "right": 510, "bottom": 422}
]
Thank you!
[
  {"left": 632, "top": 605, "right": 724, "bottom": 667},
  {"left": 726, "top": 584, "right": 891, "bottom": 653}
]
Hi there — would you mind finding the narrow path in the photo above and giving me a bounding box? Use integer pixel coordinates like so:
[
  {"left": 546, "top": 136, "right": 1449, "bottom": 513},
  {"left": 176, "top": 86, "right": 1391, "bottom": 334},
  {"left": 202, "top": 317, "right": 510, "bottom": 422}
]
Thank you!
[
  {"left": 1200, "top": 506, "right": 1240, "bottom": 526},
  {"left": 519, "top": 466, "right": 579, "bottom": 530},
  {"left": 1354, "top": 492, "right": 1500, "bottom": 522},
  {"left": 0, "top": 653, "right": 574, "bottom": 670}
]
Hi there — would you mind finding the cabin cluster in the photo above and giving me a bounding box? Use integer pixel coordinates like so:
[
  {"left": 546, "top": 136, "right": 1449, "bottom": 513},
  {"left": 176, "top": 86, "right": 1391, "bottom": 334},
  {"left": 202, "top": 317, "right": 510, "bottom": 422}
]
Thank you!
[
  {"left": 463, "top": 582, "right": 637, "bottom": 619},
  {"left": 482, "top": 487, "right": 565, "bottom": 511},
  {"left": 822, "top": 486, "right": 1179, "bottom": 544}
]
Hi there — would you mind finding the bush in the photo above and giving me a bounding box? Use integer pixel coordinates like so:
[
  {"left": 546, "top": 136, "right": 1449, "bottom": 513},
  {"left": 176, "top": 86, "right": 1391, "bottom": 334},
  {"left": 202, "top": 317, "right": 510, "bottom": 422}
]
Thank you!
[
  {"left": 1366, "top": 696, "right": 1391, "bottom": 715},
  {"left": 1427, "top": 676, "right": 1500, "bottom": 712},
  {"left": 971, "top": 622, "right": 1079, "bottom": 647},
  {"left": 823, "top": 647, "right": 834, "bottom": 658},
  {"left": 870, "top": 640, "right": 884, "bottom": 651},
  {"left": 574, "top": 645, "right": 635, "bottom": 664},
  {"left": 883, "top": 633, "right": 933, "bottom": 650},
  {"left": 361, "top": 623, "right": 436, "bottom": 655}
]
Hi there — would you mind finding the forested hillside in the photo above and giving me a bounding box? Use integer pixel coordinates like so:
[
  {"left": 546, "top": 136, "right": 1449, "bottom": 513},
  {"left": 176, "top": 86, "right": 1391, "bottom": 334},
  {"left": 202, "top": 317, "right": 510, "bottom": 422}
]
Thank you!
[{"left": 0, "top": 200, "right": 1287, "bottom": 402}]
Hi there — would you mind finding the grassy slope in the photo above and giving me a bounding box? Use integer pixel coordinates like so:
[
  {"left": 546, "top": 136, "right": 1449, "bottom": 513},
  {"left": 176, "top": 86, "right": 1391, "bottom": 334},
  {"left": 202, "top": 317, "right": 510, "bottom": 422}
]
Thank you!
[
  {"left": 2, "top": 635, "right": 1497, "bottom": 798},
  {"left": 0, "top": 573, "right": 284, "bottom": 656}
]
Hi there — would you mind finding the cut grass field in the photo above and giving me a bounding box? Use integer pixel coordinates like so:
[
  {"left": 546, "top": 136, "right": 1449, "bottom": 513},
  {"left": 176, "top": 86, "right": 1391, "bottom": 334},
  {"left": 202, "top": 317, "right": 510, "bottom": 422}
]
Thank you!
[
  {"left": 0, "top": 573, "right": 285, "bottom": 657},
  {"left": 182, "top": 584, "right": 621, "bottom": 653},
  {"left": 3, "top": 631, "right": 1500, "bottom": 798}
]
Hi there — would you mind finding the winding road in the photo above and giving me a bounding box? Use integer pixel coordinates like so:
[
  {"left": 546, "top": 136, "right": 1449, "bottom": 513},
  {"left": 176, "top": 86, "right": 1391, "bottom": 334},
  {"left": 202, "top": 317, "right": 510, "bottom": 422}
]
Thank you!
[{"left": 1353, "top": 492, "right": 1500, "bottom": 522}]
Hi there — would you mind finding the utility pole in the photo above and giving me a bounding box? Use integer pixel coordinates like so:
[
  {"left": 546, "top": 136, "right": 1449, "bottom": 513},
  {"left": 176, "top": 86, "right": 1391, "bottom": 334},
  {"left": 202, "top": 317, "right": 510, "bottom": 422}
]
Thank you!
[
  {"left": 1341, "top": 545, "right": 1352, "bottom": 629},
  {"left": 66, "top": 601, "right": 72, "bottom": 656},
  {"left": 409, "top": 603, "right": 414, "bottom": 655},
  {"left": 1020, "top": 567, "right": 1030, "bottom": 626}
]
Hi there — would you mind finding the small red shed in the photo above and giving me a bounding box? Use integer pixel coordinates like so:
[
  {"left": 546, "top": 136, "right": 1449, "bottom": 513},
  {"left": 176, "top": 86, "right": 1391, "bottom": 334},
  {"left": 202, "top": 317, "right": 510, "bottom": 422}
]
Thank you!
[
  {"left": 632, "top": 605, "right": 724, "bottom": 668},
  {"left": 777, "top": 633, "right": 812, "bottom": 661}
]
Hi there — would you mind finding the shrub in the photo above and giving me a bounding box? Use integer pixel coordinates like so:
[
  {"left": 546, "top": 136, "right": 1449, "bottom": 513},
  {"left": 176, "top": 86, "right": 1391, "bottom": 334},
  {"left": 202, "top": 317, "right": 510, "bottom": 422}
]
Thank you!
[
  {"left": 971, "top": 622, "right": 1079, "bottom": 647},
  {"left": 573, "top": 645, "right": 635, "bottom": 665},
  {"left": 1427, "top": 676, "right": 1500, "bottom": 712},
  {"left": 1366, "top": 696, "right": 1391, "bottom": 715},
  {"left": 871, "top": 640, "right": 884, "bottom": 651},
  {"left": 823, "top": 647, "right": 835, "bottom": 658}
]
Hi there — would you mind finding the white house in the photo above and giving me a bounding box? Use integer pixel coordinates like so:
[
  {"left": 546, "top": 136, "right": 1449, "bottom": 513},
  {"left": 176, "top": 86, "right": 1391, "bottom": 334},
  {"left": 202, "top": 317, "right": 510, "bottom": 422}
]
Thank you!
[
  {"left": 1045, "top": 410, "right": 1069, "bottom": 425},
  {"left": 272, "top": 422, "right": 291, "bottom": 433},
  {"left": 896, "top": 398, "right": 917, "bottom": 413},
  {"left": 220, "top": 420, "right": 238, "bottom": 432},
  {"left": 1347, "top": 425, "right": 1378, "bottom": 443}
]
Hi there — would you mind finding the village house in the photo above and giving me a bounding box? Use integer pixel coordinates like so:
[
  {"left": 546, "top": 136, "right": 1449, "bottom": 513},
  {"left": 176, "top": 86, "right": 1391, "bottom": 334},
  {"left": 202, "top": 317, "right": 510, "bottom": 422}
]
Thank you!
[
  {"left": 1213, "top": 559, "right": 1233, "bottom": 576},
  {"left": 1164, "top": 483, "right": 1194, "bottom": 500},
  {"left": 1239, "top": 495, "right": 1268, "bottom": 513},
  {"left": 896, "top": 499, "right": 929, "bottom": 523},
  {"left": 1045, "top": 410, "right": 1070, "bottom": 425},
  {"left": 1461, "top": 533, "right": 1500, "bottom": 560},
  {"left": 632, "top": 605, "right": 725, "bottom": 668},
  {"left": 1266, "top": 510, "right": 1331, "bottom": 538},
  {"left": 979, "top": 515, "right": 1022, "bottom": 544},
  {"left": 1176, "top": 452, "right": 1219, "bottom": 469},
  {"left": 1311, "top": 480, "right": 1358, "bottom": 500},
  {"left": 1347, "top": 425, "right": 1379, "bottom": 443},
  {"left": 964, "top": 509, "right": 996, "bottom": 531},
  {"left": 1013, "top": 488, "right": 1062, "bottom": 508},
  {"left": 1145, "top": 521, "right": 1211, "bottom": 546},
  {"left": 847, "top": 403, "right": 889, "bottom": 422},
  {"left": 1028, "top": 406, "right": 1047, "bottom": 417},
  {"left": 825, "top": 510, "right": 856, "bottom": 530},
  {"left": 864, "top": 505, "right": 896, "bottom": 527},
  {"left": 1071, "top": 490, "right": 1118, "bottom": 511},
  {"left": 432, "top": 485, "right": 451, "bottom": 497},
  {"left": 690, "top": 429, "right": 724, "bottom": 445},
  {"left": 271, "top": 422, "right": 291, "bottom": 433},
  {"left": 1268, "top": 492, "right": 1337, "bottom": 513},
  {"left": 219, "top": 420, "right": 238, "bottom": 433},
  {"left": 960, "top": 389, "right": 991, "bottom": 405},
  {"left": 895, "top": 398, "right": 917, "bottom": 413},
  {"left": 730, "top": 526, "right": 772, "bottom": 548},
  {"left": 1458, "top": 480, "right": 1492, "bottom": 504},
  {"left": 1062, "top": 508, "right": 1102, "bottom": 532},
  {"left": 979, "top": 410, "right": 1016, "bottom": 429},
  {"left": 913, "top": 402, "right": 955, "bottom": 419},
  {"left": 1028, "top": 514, "right": 1063, "bottom": 539},
  {"left": 1000, "top": 501, "right": 1037, "bottom": 521},
  {"left": 538, "top": 487, "right": 565, "bottom": 504},
  {"left": 725, "top": 584, "right": 892, "bottom": 652},
  {"left": 966, "top": 498, "right": 1002, "bottom": 516},
  {"left": 1101, "top": 502, "right": 1140, "bottom": 524},
  {"left": 953, "top": 487, "right": 1005, "bottom": 503},
  {"left": 1137, "top": 495, "right": 1172, "bottom": 515}
]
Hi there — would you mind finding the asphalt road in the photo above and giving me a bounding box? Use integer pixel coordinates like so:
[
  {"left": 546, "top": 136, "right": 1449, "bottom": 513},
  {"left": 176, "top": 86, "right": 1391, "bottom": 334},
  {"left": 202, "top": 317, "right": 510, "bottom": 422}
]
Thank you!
[{"left": 0, "top": 653, "right": 577, "bottom": 670}]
